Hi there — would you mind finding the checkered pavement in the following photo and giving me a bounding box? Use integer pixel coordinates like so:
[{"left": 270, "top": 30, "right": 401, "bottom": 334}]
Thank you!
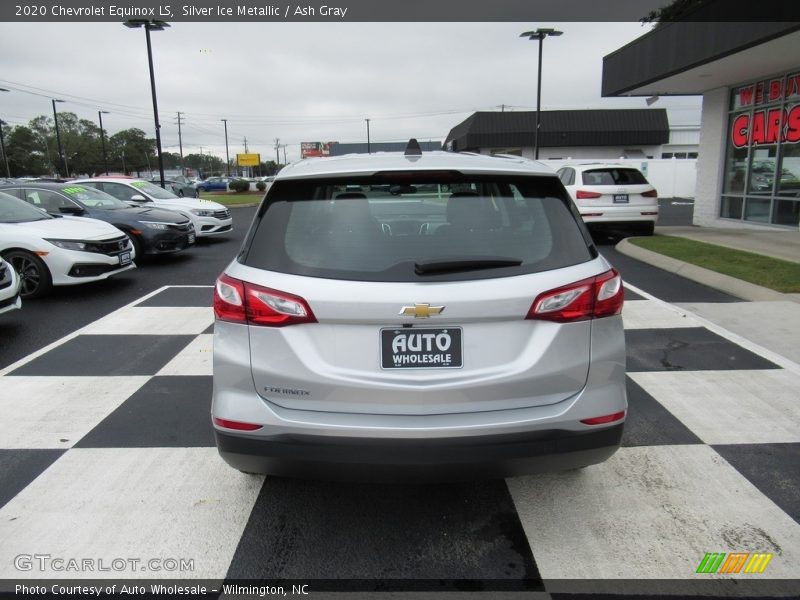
[{"left": 0, "top": 284, "right": 798, "bottom": 593}]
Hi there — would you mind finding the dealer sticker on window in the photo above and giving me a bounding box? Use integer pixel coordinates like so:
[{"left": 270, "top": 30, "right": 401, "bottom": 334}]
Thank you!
[{"left": 380, "top": 327, "right": 463, "bottom": 369}]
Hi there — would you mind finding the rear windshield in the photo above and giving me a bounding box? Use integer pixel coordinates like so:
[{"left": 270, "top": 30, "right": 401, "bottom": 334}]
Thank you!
[
  {"left": 581, "top": 168, "right": 648, "bottom": 186},
  {"left": 242, "top": 174, "right": 594, "bottom": 282}
]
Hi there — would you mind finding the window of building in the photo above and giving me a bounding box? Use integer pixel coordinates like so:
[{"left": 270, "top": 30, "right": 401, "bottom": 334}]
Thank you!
[{"left": 722, "top": 70, "right": 800, "bottom": 227}]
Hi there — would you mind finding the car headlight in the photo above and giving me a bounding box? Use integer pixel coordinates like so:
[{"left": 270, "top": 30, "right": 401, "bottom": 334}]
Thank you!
[
  {"left": 140, "top": 221, "right": 171, "bottom": 230},
  {"left": 190, "top": 209, "right": 215, "bottom": 217},
  {"left": 44, "top": 239, "right": 88, "bottom": 251}
]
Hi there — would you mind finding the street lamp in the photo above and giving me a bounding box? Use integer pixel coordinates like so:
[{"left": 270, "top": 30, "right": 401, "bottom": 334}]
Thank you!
[
  {"left": 0, "top": 88, "right": 10, "bottom": 178},
  {"left": 124, "top": 19, "right": 169, "bottom": 187},
  {"left": 98, "top": 110, "right": 110, "bottom": 175},
  {"left": 221, "top": 118, "right": 230, "bottom": 176},
  {"left": 51, "top": 98, "right": 69, "bottom": 177},
  {"left": 365, "top": 118, "right": 371, "bottom": 154},
  {"left": 520, "top": 28, "right": 563, "bottom": 160}
]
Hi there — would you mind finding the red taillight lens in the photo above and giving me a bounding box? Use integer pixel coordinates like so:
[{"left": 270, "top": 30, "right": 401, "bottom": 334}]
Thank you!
[
  {"left": 576, "top": 190, "right": 603, "bottom": 199},
  {"left": 642, "top": 189, "right": 658, "bottom": 198},
  {"left": 213, "top": 417, "right": 263, "bottom": 431},
  {"left": 526, "top": 268, "right": 624, "bottom": 323},
  {"left": 580, "top": 411, "right": 626, "bottom": 425},
  {"left": 213, "top": 274, "right": 317, "bottom": 327}
]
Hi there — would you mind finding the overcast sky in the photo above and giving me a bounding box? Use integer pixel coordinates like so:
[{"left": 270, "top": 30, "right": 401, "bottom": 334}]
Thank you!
[{"left": 0, "top": 21, "right": 702, "bottom": 163}]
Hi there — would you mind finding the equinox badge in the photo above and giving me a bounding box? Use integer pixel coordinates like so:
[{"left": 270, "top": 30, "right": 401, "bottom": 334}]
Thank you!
[{"left": 399, "top": 303, "right": 445, "bottom": 319}]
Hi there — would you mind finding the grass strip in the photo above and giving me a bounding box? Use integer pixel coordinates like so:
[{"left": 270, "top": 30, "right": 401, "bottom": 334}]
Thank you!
[{"left": 628, "top": 235, "right": 800, "bottom": 293}]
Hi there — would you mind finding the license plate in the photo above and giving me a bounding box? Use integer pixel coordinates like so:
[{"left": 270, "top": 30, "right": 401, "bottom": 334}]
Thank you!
[
  {"left": 380, "top": 327, "right": 463, "bottom": 369},
  {"left": 119, "top": 252, "right": 132, "bottom": 266},
  {"left": 188, "top": 233, "right": 196, "bottom": 244},
  {"left": 613, "top": 194, "right": 629, "bottom": 203}
]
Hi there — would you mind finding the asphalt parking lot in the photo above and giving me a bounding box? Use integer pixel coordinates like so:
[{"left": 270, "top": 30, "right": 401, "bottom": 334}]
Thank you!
[{"left": 1, "top": 201, "right": 798, "bottom": 597}]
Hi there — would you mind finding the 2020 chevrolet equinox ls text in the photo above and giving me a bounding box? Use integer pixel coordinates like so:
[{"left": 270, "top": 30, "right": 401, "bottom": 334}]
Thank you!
[{"left": 212, "top": 140, "right": 627, "bottom": 481}]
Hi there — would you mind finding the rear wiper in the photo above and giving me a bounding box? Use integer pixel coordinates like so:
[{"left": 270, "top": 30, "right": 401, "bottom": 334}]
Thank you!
[{"left": 414, "top": 256, "right": 523, "bottom": 275}]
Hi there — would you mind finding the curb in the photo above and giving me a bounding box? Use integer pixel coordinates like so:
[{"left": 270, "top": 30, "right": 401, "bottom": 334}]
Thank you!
[{"left": 615, "top": 238, "right": 796, "bottom": 302}]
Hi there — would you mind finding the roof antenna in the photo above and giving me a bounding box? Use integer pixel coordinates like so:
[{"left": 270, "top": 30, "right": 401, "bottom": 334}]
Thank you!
[{"left": 404, "top": 138, "right": 422, "bottom": 156}]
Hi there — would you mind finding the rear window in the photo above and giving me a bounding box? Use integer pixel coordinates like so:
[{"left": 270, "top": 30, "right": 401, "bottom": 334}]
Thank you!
[
  {"left": 242, "top": 174, "right": 594, "bottom": 282},
  {"left": 581, "top": 168, "right": 648, "bottom": 186}
]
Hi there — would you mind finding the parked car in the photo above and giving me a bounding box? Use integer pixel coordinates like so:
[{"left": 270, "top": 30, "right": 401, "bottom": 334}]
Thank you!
[
  {"left": 211, "top": 141, "right": 626, "bottom": 481},
  {"left": 557, "top": 163, "right": 658, "bottom": 235},
  {"left": 0, "top": 182, "right": 195, "bottom": 258},
  {"left": 72, "top": 178, "right": 232, "bottom": 237},
  {"left": 0, "top": 191, "right": 135, "bottom": 298},
  {"left": 195, "top": 176, "right": 239, "bottom": 193},
  {"left": 149, "top": 176, "right": 198, "bottom": 198},
  {"left": 0, "top": 255, "right": 22, "bottom": 315}
]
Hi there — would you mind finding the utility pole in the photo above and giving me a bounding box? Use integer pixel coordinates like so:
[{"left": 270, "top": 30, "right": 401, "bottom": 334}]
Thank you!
[
  {"left": 176, "top": 111, "right": 184, "bottom": 176},
  {"left": 221, "top": 118, "right": 230, "bottom": 176},
  {"left": 243, "top": 137, "right": 248, "bottom": 153},
  {"left": 274, "top": 138, "right": 280, "bottom": 164},
  {"left": 282, "top": 144, "right": 287, "bottom": 164},
  {"left": 98, "top": 111, "right": 110, "bottom": 175},
  {"left": 365, "top": 118, "right": 371, "bottom": 154}
]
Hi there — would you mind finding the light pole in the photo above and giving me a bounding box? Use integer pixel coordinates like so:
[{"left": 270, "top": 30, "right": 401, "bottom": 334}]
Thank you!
[
  {"left": 365, "top": 118, "right": 371, "bottom": 154},
  {"left": 51, "top": 98, "right": 68, "bottom": 177},
  {"left": 98, "top": 110, "right": 110, "bottom": 175},
  {"left": 520, "top": 28, "right": 563, "bottom": 160},
  {"left": 124, "top": 19, "right": 169, "bottom": 187},
  {"left": 221, "top": 118, "right": 230, "bottom": 176},
  {"left": 0, "top": 88, "right": 10, "bottom": 178}
]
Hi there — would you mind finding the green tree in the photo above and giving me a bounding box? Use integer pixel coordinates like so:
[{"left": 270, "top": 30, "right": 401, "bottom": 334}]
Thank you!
[
  {"left": 4, "top": 125, "right": 49, "bottom": 176},
  {"left": 108, "top": 128, "right": 155, "bottom": 175}
]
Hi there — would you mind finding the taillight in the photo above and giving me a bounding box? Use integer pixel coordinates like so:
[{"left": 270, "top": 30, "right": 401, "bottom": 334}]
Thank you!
[
  {"left": 642, "top": 189, "right": 658, "bottom": 198},
  {"left": 526, "top": 268, "right": 623, "bottom": 323},
  {"left": 213, "top": 417, "right": 263, "bottom": 431},
  {"left": 213, "top": 273, "right": 317, "bottom": 327},
  {"left": 576, "top": 190, "right": 602, "bottom": 199},
  {"left": 581, "top": 411, "right": 626, "bottom": 425}
]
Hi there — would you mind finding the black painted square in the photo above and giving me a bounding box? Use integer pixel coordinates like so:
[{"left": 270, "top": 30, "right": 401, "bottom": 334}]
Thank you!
[
  {"left": 0, "top": 449, "right": 65, "bottom": 510},
  {"left": 622, "top": 377, "right": 703, "bottom": 447},
  {"left": 626, "top": 327, "right": 780, "bottom": 372},
  {"left": 75, "top": 376, "right": 214, "bottom": 448},
  {"left": 713, "top": 443, "right": 800, "bottom": 525},
  {"left": 623, "top": 287, "right": 646, "bottom": 302},
  {"left": 136, "top": 286, "right": 212, "bottom": 307},
  {"left": 203, "top": 323, "right": 214, "bottom": 334},
  {"left": 227, "top": 478, "right": 542, "bottom": 591},
  {"left": 9, "top": 335, "right": 195, "bottom": 377}
]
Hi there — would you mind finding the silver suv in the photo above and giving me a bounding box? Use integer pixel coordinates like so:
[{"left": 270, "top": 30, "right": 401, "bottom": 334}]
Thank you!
[{"left": 212, "top": 141, "right": 626, "bottom": 481}]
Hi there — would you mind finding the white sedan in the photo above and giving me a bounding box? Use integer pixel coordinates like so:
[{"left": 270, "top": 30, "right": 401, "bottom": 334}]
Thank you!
[
  {"left": 0, "top": 191, "right": 136, "bottom": 299},
  {"left": 0, "top": 255, "right": 22, "bottom": 314},
  {"left": 73, "top": 177, "right": 233, "bottom": 237}
]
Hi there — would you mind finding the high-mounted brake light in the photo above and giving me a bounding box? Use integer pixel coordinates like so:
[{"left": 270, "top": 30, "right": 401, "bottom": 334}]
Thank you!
[
  {"left": 576, "top": 190, "right": 602, "bottom": 199},
  {"left": 526, "top": 268, "right": 623, "bottom": 323},
  {"left": 213, "top": 273, "right": 317, "bottom": 327}
]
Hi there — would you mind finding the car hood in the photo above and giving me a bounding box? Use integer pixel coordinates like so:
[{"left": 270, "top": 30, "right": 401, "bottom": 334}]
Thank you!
[
  {"left": 95, "top": 206, "right": 190, "bottom": 224},
  {"left": 152, "top": 197, "right": 226, "bottom": 211},
  {"left": 6, "top": 216, "right": 124, "bottom": 240}
]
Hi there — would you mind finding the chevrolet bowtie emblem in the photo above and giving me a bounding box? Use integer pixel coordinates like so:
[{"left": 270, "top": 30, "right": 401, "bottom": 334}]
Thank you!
[{"left": 399, "top": 303, "right": 445, "bottom": 319}]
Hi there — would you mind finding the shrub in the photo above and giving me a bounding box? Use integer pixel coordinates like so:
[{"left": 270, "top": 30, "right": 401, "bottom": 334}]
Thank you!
[
  {"left": 256, "top": 181, "right": 266, "bottom": 191},
  {"left": 229, "top": 178, "right": 250, "bottom": 192}
]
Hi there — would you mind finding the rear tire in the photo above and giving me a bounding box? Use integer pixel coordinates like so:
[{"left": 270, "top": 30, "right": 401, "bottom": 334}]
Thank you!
[
  {"left": 639, "top": 222, "right": 655, "bottom": 236},
  {"left": 4, "top": 250, "right": 52, "bottom": 299}
]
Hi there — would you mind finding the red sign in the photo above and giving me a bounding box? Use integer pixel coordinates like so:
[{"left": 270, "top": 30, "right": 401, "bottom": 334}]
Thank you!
[
  {"left": 731, "top": 105, "right": 800, "bottom": 148},
  {"left": 301, "top": 142, "right": 335, "bottom": 158},
  {"left": 736, "top": 73, "right": 800, "bottom": 108}
]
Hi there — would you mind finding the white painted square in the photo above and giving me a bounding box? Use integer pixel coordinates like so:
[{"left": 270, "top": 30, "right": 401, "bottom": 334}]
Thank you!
[
  {"left": 507, "top": 445, "right": 800, "bottom": 579},
  {"left": 80, "top": 307, "right": 213, "bottom": 336},
  {"left": 629, "top": 370, "right": 800, "bottom": 444},
  {"left": 622, "top": 300, "right": 698, "bottom": 329},
  {"left": 157, "top": 335, "right": 213, "bottom": 376},
  {"left": 0, "top": 448, "right": 263, "bottom": 579},
  {"left": 0, "top": 377, "right": 149, "bottom": 449}
]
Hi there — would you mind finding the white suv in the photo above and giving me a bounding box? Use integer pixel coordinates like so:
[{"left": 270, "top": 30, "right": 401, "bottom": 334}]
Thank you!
[
  {"left": 557, "top": 163, "right": 658, "bottom": 235},
  {"left": 212, "top": 142, "right": 627, "bottom": 481},
  {"left": 73, "top": 178, "right": 232, "bottom": 237}
]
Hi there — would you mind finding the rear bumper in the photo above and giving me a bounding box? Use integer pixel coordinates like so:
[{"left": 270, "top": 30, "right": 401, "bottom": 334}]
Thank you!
[{"left": 214, "top": 423, "right": 623, "bottom": 482}]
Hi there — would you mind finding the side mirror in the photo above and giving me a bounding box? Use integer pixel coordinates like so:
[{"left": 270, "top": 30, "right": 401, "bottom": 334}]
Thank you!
[
  {"left": 130, "top": 194, "right": 147, "bottom": 202},
  {"left": 59, "top": 205, "right": 84, "bottom": 215}
]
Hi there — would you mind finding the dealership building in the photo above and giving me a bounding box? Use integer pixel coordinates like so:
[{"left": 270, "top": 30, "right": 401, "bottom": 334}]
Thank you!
[{"left": 603, "top": 21, "right": 800, "bottom": 229}]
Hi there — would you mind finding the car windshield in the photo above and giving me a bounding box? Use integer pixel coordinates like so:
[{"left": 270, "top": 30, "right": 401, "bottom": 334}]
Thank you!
[
  {"left": 243, "top": 175, "right": 594, "bottom": 282},
  {"left": 581, "top": 168, "right": 648, "bottom": 186},
  {"left": 60, "top": 185, "right": 131, "bottom": 210},
  {"left": 130, "top": 180, "right": 180, "bottom": 200},
  {"left": 0, "top": 191, "right": 53, "bottom": 223}
]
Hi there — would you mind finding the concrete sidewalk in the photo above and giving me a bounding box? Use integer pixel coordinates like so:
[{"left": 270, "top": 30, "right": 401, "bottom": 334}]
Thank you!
[{"left": 617, "top": 225, "right": 800, "bottom": 364}]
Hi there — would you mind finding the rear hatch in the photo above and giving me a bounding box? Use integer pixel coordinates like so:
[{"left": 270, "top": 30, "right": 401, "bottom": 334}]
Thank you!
[
  {"left": 575, "top": 167, "right": 657, "bottom": 210},
  {"left": 231, "top": 172, "right": 603, "bottom": 416}
]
